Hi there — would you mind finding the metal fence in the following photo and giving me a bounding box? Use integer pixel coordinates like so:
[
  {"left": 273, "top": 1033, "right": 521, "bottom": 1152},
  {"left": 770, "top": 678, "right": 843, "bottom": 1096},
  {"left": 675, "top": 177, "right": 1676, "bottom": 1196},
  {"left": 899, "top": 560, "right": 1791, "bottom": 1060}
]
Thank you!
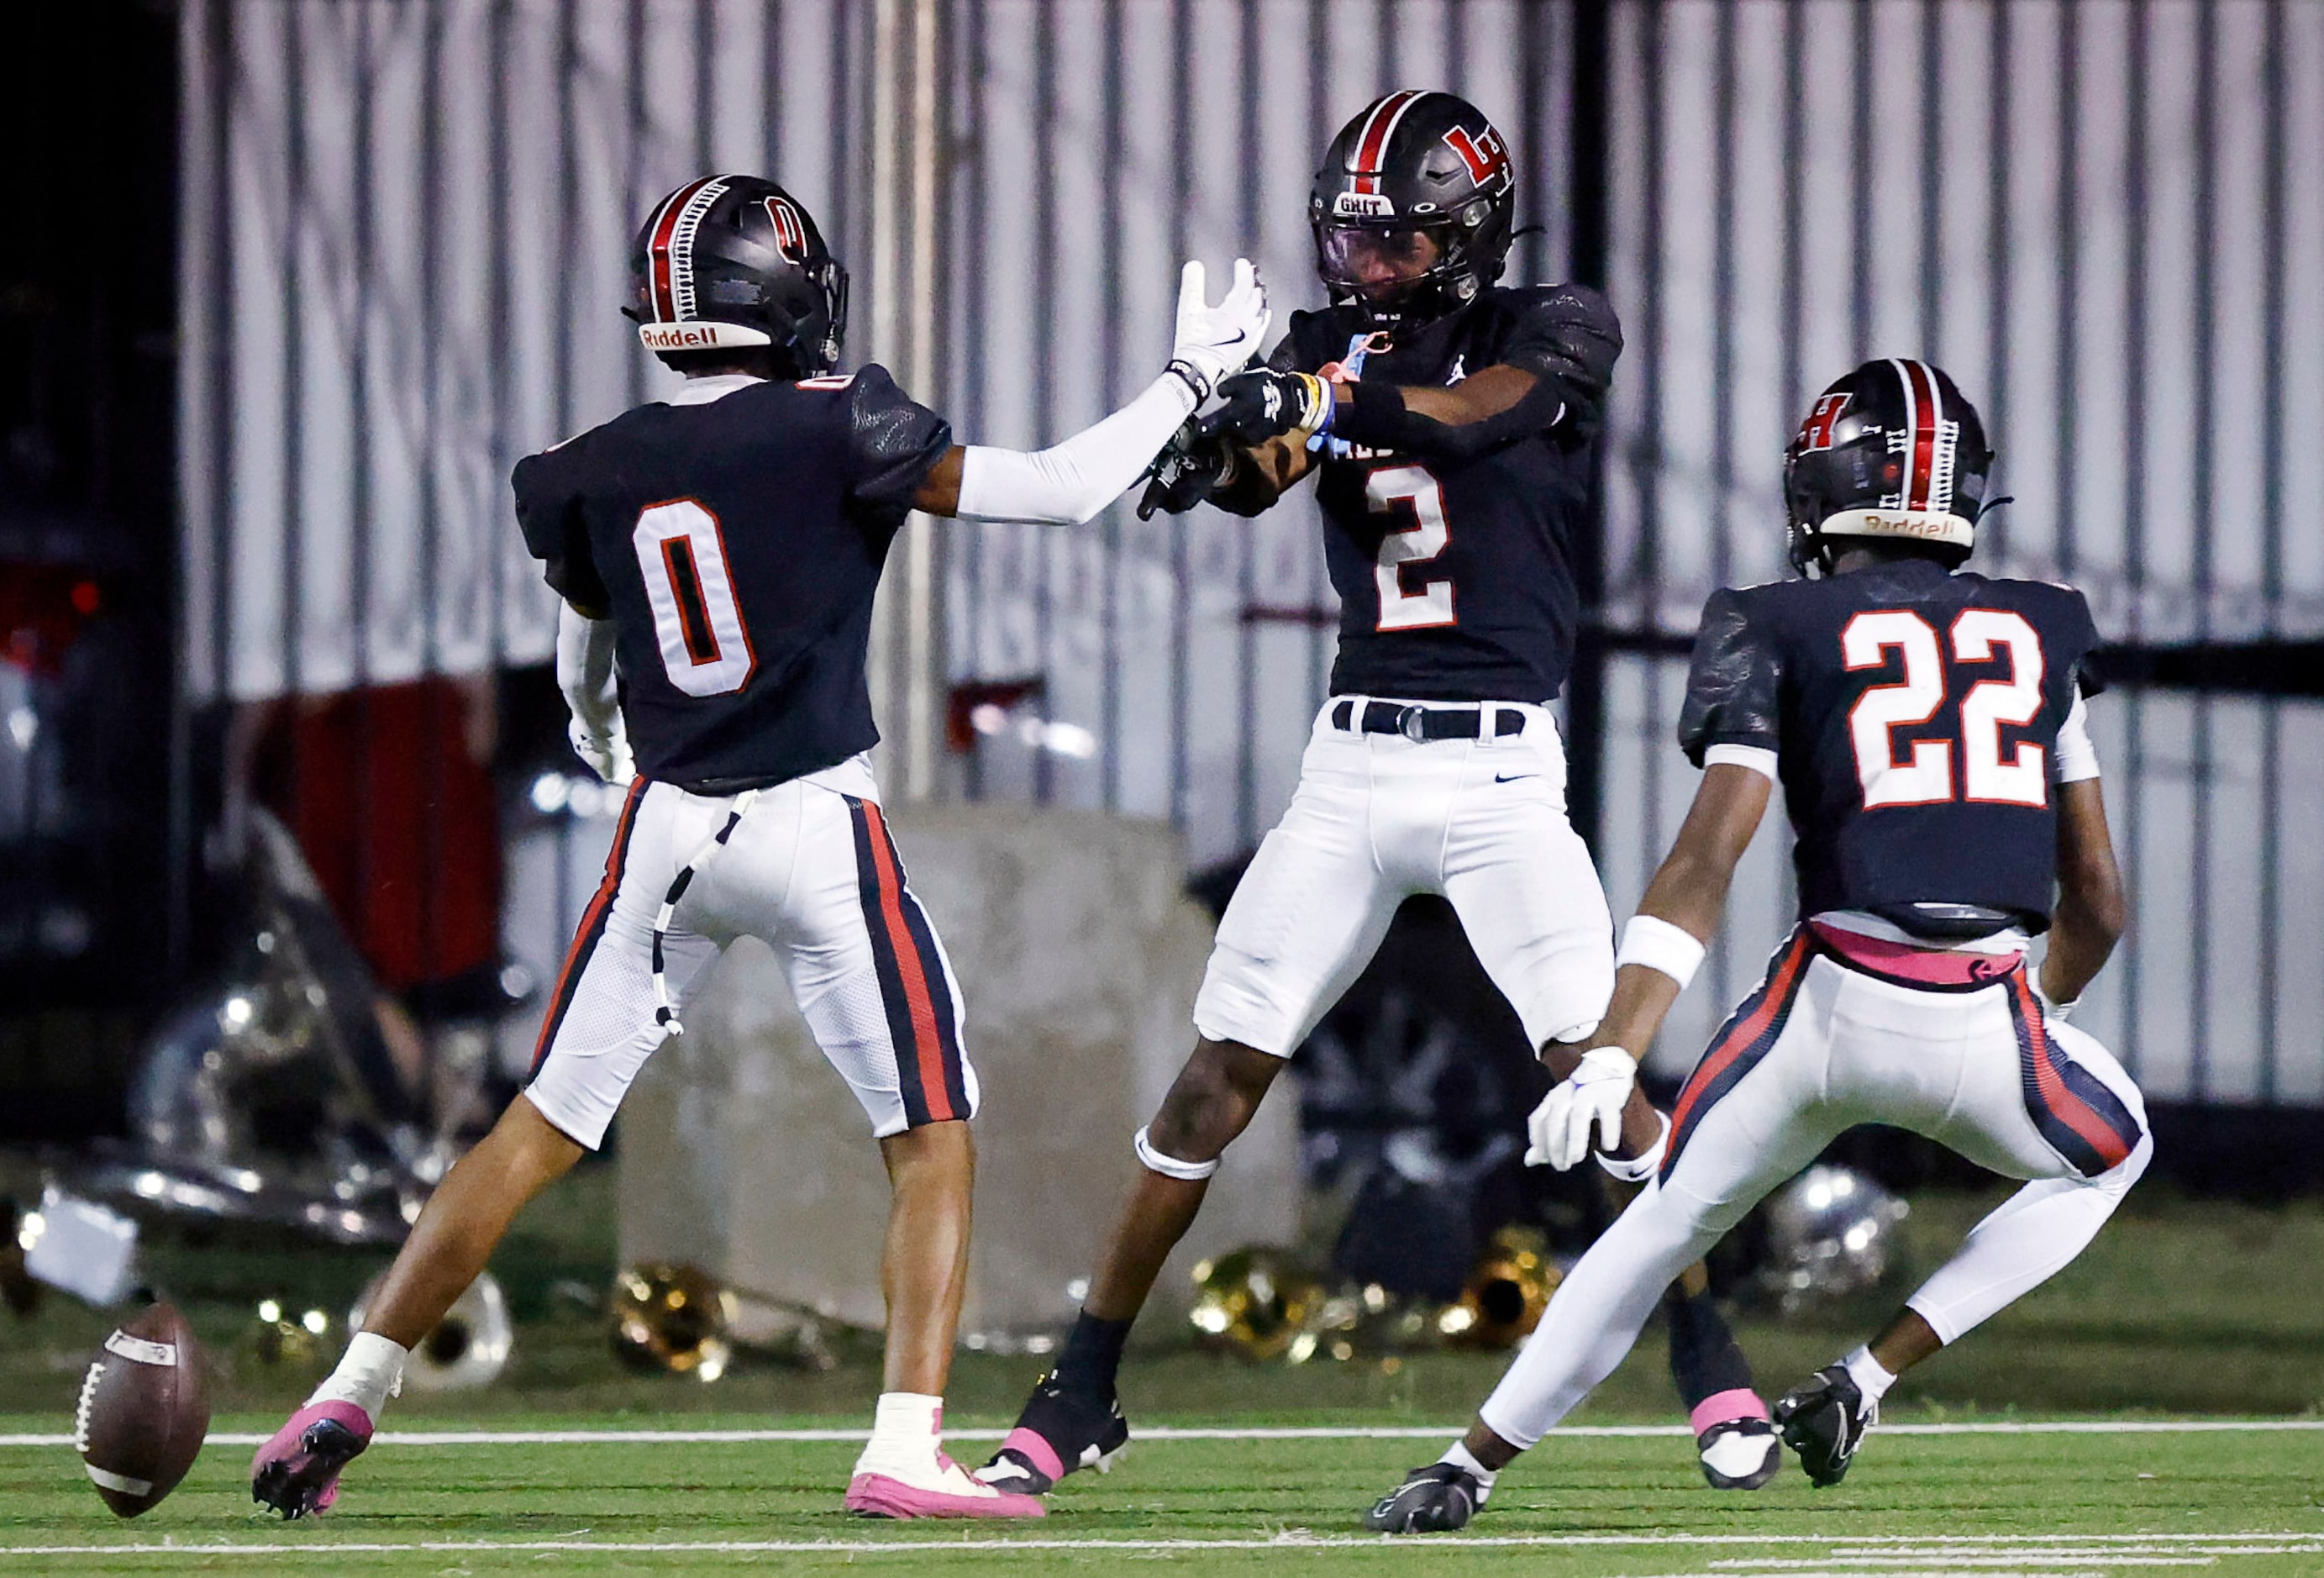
[{"left": 176, "top": 0, "right": 2324, "bottom": 1106}]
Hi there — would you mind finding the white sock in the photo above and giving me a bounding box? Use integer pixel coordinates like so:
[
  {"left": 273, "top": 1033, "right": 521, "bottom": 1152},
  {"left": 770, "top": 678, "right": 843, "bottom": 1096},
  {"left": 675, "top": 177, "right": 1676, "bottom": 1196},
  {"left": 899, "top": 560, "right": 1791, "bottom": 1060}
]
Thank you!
[
  {"left": 1442, "top": 1441, "right": 1497, "bottom": 1504},
  {"left": 306, "top": 1332, "right": 407, "bottom": 1424},
  {"left": 854, "top": 1391, "right": 947, "bottom": 1477},
  {"left": 1841, "top": 1344, "right": 1896, "bottom": 1410}
]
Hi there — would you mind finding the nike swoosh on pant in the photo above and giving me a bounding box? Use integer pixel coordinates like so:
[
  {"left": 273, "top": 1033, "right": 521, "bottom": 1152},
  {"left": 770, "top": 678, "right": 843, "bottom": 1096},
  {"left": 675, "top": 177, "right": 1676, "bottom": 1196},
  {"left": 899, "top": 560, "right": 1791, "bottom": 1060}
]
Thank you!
[{"left": 1495, "top": 772, "right": 1538, "bottom": 784}]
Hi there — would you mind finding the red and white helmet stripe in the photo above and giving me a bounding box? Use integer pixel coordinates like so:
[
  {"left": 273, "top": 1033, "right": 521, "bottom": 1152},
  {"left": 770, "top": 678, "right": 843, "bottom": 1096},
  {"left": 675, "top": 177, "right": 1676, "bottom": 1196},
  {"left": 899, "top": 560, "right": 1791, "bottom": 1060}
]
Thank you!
[
  {"left": 1890, "top": 356, "right": 1951, "bottom": 514},
  {"left": 1348, "top": 90, "right": 1424, "bottom": 196},
  {"left": 642, "top": 175, "right": 729, "bottom": 324}
]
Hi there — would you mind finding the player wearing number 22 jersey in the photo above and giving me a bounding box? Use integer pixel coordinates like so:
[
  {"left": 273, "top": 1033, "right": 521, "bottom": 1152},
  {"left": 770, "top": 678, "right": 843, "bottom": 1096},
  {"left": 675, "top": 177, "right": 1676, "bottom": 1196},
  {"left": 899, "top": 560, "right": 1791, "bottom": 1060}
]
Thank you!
[
  {"left": 1360, "top": 357, "right": 2148, "bottom": 1531},
  {"left": 252, "top": 172, "right": 1275, "bottom": 1523},
  {"left": 981, "top": 91, "right": 1781, "bottom": 1507}
]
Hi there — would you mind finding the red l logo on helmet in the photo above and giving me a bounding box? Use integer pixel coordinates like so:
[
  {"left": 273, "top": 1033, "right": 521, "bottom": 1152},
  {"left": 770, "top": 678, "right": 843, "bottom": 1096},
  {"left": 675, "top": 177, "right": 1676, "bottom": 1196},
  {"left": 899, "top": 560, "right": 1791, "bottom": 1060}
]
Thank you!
[{"left": 1443, "top": 125, "right": 1512, "bottom": 192}]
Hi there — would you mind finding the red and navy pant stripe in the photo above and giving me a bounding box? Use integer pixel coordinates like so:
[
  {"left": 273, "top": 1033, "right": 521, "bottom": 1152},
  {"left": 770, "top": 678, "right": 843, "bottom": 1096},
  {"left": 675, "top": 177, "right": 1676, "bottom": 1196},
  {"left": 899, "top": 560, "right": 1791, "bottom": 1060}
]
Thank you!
[
  {"left": 2006, "top": 972, "right": 2142, "bottom": 1176},
  {"left": 1660, "top": 928, "right": 1816, "bottom": 1183},
  {"left": 846, "top": 797, "right": 970, "bottom": 1128},
  {"left": 528, "top": 777, "right": 648, "bottom": 1078}
]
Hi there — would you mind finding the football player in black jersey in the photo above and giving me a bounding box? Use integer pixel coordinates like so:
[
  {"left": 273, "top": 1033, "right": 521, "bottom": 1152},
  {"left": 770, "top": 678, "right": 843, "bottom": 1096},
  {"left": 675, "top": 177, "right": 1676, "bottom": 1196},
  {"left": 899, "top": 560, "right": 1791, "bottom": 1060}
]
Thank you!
[
  {"left": 1361, "top": 359, "right": 2149, "bottom": 1531},
  {"left": 980, "top": 91, "right": 1778, "bottom": 1503},
  {"left": 252, "top": 174, "right": 1271, "bottom": 1523}
]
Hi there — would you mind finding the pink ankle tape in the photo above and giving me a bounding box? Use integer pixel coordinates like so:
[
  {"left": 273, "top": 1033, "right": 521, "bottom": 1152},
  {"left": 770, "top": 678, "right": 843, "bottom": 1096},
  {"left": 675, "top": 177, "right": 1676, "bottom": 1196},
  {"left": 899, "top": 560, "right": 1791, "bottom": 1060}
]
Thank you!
[
  {"left": 1690, "top": 1388, "right": 1769, "bottom": 1438},
  {"left": 1002, "top": 1427, "right": 1065, "bottom": 1484}
]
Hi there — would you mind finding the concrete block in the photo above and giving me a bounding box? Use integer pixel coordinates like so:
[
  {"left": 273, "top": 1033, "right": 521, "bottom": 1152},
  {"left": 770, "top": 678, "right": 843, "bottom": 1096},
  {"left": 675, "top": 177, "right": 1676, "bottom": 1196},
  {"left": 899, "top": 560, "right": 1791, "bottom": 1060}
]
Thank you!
[{"left": 618, "top": 803, "right": 1298, "bottom": 1341}]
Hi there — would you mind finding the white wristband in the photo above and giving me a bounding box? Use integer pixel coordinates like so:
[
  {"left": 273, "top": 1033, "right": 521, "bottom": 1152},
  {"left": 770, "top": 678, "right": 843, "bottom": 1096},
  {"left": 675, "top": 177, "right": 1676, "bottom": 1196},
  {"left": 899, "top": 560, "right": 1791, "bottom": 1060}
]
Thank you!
[
  {"left": 1617, "top": 915, "right": 1706, "bottom": 991},
  {"left": 1596, "top": 1109, "right": 1671, "bottom": 1183}
]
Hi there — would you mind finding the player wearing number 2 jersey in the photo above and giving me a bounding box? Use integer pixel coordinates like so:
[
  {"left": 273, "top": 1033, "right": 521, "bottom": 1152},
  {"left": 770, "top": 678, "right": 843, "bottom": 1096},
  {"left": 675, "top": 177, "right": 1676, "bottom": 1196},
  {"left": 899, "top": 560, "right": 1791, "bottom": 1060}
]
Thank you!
[
  {"left": 1361, "top": 358, "right": 2148, "bottom": 1530},
  {"left": 981, "top": 92, "right": 1780, "bottom": 1505},
  {"left": 253, "top": 174, "right": 1274, "bottom": 1523}
]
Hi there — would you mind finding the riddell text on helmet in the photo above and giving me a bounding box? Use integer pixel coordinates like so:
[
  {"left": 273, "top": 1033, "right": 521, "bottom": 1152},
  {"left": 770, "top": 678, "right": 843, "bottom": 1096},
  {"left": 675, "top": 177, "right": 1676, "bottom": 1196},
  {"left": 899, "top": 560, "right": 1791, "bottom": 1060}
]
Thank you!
[{"left": 639, "top": 322, "right": 767, "bottom": 351}]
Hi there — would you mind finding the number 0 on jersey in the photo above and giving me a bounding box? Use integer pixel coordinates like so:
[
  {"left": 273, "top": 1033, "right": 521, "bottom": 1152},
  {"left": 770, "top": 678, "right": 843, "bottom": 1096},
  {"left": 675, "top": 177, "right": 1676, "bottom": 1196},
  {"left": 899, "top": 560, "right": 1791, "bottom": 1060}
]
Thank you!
[{"left": 634, "top": 498, "right": 757, "bottom": 697}]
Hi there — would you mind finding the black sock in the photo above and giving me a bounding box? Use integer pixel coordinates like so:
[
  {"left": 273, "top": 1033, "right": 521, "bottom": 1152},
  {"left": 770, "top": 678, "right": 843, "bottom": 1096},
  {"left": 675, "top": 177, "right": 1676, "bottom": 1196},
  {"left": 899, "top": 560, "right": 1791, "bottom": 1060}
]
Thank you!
[
  {"left": 1665, "top": 1286, "right": 1755, "bottom": 1414},
  {"left": 1052, "top": 1311, "right": 1132, "bottom": 1396}
]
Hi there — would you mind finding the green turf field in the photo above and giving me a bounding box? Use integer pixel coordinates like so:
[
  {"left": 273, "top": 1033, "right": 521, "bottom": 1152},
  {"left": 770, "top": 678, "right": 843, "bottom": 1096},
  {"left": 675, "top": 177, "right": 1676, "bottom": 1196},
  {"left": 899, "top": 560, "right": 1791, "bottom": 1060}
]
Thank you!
[
  {"left": 3, "top": 1417, "right": 2322, "bottom": 1572},
  {"left": 4, "top": 1173, "right": 2321, "bottom": 1570}
]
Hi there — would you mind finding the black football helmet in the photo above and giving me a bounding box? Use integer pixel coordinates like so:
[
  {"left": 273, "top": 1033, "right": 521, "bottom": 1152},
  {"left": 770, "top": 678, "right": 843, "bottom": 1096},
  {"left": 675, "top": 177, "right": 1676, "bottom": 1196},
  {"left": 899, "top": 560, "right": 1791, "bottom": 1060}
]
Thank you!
[
  {"left": 1309, "top": 91, "right": 1517, "bottom": 327},
  {"left": 1783, "top": 358, "right": 1995, "bottom": 576},
  {"left": 624, "top": 175, "right": 849, "bottom": 374}
]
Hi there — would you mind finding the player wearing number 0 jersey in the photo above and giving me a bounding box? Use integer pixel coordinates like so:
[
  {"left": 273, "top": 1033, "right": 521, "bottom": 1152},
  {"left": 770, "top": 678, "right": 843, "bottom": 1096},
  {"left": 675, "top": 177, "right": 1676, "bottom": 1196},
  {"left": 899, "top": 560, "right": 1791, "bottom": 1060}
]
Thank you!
[
  {"left": 1361, "top": 358, "right": 2148, "bottom": 1532},
  {"left": 981, "top": 91, "right": 1780, "bottom": 1504},
  {"left": 253, "top": 173, "right": 1275, "bottom": 1523}
]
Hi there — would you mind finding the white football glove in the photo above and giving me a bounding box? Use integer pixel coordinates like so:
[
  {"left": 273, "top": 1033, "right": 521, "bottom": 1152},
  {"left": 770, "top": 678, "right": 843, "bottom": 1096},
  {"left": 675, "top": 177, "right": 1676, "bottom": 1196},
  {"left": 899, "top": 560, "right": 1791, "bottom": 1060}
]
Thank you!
[
  {"left": 1168, "top": 258, "right": 1272, "bottom": 400},
  {"left": 1525, "top": 1047, "right": 1640, "bottom": 1171},
  {"left": 568, "top": 714, "right": 635, "bottom": 786}
]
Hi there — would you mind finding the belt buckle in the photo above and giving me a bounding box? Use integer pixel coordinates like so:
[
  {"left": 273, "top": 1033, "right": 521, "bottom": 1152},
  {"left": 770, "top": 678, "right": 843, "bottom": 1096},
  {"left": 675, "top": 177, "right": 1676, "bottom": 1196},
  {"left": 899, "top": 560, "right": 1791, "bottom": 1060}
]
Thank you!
[{"left": 1398, "top": 705, "right": 1428, "bottom": 743}]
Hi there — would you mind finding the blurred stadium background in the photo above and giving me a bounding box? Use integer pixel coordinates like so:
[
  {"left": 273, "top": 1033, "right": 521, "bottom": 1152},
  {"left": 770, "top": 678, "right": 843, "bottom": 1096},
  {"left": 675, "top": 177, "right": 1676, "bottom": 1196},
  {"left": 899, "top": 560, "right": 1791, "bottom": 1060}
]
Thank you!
[{"left": 3, "top": 0, "right": 2321, "bottom": 1423}]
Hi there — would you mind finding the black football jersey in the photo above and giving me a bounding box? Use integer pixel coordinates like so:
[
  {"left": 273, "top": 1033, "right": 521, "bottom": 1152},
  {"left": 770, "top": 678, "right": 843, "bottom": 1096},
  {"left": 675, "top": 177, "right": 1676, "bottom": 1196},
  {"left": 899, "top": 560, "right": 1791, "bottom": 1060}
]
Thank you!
[
  {"left": 1678, "top": 557, "right": 2106, "bottom": 931},
  {"left": 514, "top": 367, "right": 952, "bottom": 792},
  {"left": 1274, "top": 285, "right": 1622, "bottom": 702}
]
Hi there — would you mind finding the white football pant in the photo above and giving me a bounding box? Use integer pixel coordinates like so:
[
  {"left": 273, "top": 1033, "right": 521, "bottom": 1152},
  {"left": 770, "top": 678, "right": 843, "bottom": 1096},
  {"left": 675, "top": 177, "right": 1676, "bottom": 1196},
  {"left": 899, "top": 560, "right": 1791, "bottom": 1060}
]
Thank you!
[
  {"left": 1479, "top": 930, "right": 2149, "bottom": 1449},
  {"left": 1193, "top": 698, "right": 1617, "bottom": 1058},
  {"left": 523, "top": 755, "right": 977, "bottom": 1149}
]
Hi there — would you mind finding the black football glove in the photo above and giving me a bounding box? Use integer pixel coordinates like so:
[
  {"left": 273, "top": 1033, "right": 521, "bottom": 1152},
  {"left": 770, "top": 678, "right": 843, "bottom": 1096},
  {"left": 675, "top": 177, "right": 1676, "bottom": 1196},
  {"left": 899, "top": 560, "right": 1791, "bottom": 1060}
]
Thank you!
[
  {"left": 1137, "top": 420, "right": 1234, "bottom": 519},
  {"left": 1195, "top": 368, "right": 1334, "bottom": 450}
]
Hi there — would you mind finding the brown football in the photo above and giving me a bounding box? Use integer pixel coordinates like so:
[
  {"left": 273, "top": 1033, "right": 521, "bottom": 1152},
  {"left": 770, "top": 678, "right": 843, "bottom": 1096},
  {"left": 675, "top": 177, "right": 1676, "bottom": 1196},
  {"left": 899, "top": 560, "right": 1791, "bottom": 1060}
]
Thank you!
[{"left": 73, "top": 1302, "right": 210, "bottom": 1518}]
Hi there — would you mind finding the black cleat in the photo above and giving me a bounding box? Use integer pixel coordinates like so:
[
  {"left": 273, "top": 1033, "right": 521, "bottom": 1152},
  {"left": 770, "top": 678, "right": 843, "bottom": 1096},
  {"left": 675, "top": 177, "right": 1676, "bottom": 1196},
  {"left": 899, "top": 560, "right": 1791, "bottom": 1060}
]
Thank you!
[
  {"left": 1774, "top": 1365, "right": 1876, "bottom": 1488},
  {"left": 1696, "top": 1416, "right": 1782, "bottom": 1490},
  {"left": 974, "top": 1372, "right": 1129, "bottom": 1495},
  {"left": 1362, "top": 1461, "right": 1486, "bottom": 1533}
]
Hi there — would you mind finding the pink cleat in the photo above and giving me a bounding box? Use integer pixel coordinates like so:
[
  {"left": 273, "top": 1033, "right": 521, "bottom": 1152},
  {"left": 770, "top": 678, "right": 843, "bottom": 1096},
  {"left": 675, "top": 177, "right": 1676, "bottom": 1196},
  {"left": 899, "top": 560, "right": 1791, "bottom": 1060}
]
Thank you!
[
  {"left": 1692, "top": 1387, "right": 1780, "bottom": 1491},
  {"left": 847, "top": 1451, "right": 1046, "bottom": 1519},
  {"left": 250, "top": 1400, "right": 372, "bottom": 1518}
]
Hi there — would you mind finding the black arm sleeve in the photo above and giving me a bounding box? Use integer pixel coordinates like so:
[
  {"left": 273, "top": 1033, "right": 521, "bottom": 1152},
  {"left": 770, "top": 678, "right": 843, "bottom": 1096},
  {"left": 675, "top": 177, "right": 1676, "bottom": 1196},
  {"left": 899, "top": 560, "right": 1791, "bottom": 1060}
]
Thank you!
[
  {"left": 512, "top": 452, "right": 611, "bottom": 617},
  {"left": 1676, "top": 588, "right": 1783, "bottom": 766},
  {"left": 843, "top": 362, "right": 955, "bottom": 529},
  {"left": 1326, "top": 374, "right": 1576, "bottom": 464}
]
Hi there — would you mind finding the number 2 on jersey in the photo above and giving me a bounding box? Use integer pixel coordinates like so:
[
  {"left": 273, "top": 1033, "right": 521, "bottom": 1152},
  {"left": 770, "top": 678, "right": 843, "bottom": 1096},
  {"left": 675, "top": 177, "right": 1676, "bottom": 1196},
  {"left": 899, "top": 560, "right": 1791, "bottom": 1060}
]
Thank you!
[
  {"left": 1843, "top": 608, "right": 2046, "bottom": 809},
  {"left": 1366, "top": 464, "right": 1456, "bottom": 630},
  {"left": 633, "top": 499, "right": 756, "bottom": 697}
]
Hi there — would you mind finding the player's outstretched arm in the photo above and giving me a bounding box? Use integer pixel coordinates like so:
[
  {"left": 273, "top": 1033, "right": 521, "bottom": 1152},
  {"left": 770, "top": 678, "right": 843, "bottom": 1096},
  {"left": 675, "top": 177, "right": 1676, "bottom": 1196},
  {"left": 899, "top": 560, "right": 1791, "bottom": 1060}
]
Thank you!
[
  {"left": 913, "top": 260, "right": 1271, "bottom": 526},
  {"left": 2041, "top": 777, "right": 2126, "bottom": 1009},
  {"left": 1527, "top": 764, "right": 1769, "bottom": 1171}
]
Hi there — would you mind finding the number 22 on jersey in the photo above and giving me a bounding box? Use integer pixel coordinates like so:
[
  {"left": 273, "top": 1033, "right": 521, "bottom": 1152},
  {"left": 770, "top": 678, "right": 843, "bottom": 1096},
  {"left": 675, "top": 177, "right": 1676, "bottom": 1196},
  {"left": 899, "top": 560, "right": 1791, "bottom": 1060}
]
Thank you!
[
  {"left": 1366, "top": 464, "right": 1456, "bottom": 631},
  {"left": 633, "top": 498, "right": 756, "bottom": 697},
  {"left": 1843, "top": 608, "right": 2046, "bottom": 809}
]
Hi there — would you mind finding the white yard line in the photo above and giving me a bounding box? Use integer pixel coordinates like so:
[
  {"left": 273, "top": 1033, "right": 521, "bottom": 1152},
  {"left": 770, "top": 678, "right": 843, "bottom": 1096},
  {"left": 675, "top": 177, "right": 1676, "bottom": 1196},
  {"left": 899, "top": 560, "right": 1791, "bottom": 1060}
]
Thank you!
[
  {"left": 6, "top": 1419, "right": 2323, "bottom": 1449},
  {"left": 0, "top": 1533, "right": 2316, "bottom": 1559},
  {"left": 0, "top": 1533, "right": 2305, "bottom": 1561}
]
